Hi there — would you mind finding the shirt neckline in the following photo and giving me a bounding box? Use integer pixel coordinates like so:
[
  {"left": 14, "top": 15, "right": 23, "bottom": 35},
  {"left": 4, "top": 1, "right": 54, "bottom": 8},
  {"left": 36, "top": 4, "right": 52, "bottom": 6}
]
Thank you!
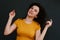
[{"left": 23, "top": 19, "right": 34, "bottom": 25}]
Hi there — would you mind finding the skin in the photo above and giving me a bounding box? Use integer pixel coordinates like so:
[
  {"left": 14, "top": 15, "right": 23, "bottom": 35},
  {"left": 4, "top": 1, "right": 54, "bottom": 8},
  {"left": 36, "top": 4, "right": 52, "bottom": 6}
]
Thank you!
[{"left": 4, "top": 5, "right": 53, "bottom": 40}]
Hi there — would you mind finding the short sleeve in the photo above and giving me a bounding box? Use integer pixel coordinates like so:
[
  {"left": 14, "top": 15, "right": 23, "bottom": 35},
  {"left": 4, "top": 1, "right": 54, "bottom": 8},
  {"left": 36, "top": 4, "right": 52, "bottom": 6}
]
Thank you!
[
  {"left": 13, "top": 19, "right": 20, "bottom": 27},
  {"left": 36, "top": 24, "right": 41, "bottom": 31}
]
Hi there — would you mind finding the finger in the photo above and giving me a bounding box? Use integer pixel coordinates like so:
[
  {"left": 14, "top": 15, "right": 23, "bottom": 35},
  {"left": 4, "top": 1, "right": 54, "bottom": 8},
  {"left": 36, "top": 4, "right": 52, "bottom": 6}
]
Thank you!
[
  {"left": 11, "top": 9, "right": 15, "bottom": 13},
  {"left": 50, "top": 19, "right": 53, "bottom": 23},
  {"left": 50, "top": 19, "right": 52, "bottom": 21},
  {"left": 46, "top": 21, "right": 50, "bottom": 25},
  {"left": 10, "top": 9, "right": 15, "bottom": 12},
  {"left": 11, "top": 13, "right": 14, "bottom": 15},
  {"left": 13, "top": 9, "right": 15, "bottom": 11},
  {"left": 10, "top": 10, "right": 15, "bottom": 13}
]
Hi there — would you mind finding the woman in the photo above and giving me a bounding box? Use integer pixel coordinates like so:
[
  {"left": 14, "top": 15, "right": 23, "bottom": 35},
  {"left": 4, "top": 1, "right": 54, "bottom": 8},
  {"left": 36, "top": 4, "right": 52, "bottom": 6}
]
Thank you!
[{"left": 4, "top": 2, "right": 53, "bottom": 40}]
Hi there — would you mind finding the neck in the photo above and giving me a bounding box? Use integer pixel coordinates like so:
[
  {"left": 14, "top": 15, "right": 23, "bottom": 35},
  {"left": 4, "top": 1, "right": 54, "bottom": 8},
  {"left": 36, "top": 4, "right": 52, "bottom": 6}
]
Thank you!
[{"left": 24, "top": 16, "right": 34, "bottom": 22}]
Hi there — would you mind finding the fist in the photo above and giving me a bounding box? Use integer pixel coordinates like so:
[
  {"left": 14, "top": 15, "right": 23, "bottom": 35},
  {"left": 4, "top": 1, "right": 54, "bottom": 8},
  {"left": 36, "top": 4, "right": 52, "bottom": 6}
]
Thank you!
[
  {"left": 9, "top": 10, "right": 16, "bottom": 19},
  {"left": 45, "top": 19, "right": 53, "bottom": 28}
]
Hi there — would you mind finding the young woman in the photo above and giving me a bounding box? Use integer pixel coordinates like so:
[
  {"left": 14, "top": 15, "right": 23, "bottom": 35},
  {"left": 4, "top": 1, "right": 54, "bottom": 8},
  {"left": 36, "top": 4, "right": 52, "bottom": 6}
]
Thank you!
[{"left": 4, "top": 2, "right": 53, "bottom": 40}]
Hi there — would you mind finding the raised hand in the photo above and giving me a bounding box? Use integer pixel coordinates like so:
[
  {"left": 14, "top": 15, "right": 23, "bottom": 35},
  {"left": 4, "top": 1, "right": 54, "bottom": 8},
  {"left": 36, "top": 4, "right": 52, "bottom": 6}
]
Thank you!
[
  {"left": 45, "top": 19, "right": 53, "bottom": 28},
  {"left": 9, "top": 10, "right": 16, "bottom": 19}
]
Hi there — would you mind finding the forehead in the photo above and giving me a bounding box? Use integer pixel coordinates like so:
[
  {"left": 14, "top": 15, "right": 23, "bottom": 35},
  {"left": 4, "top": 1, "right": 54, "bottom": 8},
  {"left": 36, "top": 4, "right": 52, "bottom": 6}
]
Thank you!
[{"left": 32, "top": 5, "right": 39, "bottom": 10}]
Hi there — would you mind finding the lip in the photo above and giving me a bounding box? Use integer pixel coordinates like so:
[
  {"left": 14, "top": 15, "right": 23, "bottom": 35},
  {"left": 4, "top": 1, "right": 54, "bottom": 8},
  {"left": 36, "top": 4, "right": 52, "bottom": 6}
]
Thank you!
[
  {"left": 29, "top": 11, "right": 33, "bottom": 14},
  {"left": 29, "top": 12, "right": 33, "bottom": 15}
]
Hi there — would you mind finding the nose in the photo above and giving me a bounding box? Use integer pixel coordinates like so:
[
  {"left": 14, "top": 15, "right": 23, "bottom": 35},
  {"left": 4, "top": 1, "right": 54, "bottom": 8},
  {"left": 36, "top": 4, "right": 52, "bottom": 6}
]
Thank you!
[{"left": 31, "top": 9, "right": 34, "bottom": 12}]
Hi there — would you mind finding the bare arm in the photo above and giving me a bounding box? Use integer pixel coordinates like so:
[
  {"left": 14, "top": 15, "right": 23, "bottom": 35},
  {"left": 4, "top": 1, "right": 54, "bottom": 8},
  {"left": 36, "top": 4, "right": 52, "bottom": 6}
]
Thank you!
[
  {"left": 38, "top": 26, "right": 48, "bottom": 40},
  {"left": 35, "top": 29, "right": 41, "bottom": 40},
  {"left": 35, "top": 19, "right": 53, "bottom": 40},
  {"left": 4, "top": 10, "right": 16, "bottom": 35}
]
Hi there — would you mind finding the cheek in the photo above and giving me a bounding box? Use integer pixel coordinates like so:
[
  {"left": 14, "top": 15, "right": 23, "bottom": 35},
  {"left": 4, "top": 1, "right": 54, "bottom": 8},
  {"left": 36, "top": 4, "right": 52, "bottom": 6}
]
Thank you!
[
  {"left": 28, "top": 9, "right": 31, "bottom": 13},
  {"left": 34, "top": 12, "right": 39, "bottom": 16},
  {"left": 29, "top": 8, "right": 32, "bottom": 11}
]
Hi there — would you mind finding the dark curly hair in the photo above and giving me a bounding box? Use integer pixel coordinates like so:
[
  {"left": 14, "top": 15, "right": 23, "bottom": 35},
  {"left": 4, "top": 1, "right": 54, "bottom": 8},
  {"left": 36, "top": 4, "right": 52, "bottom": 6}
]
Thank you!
[{"left": 22, "top": 2, "right": 49, "bottom": 31}]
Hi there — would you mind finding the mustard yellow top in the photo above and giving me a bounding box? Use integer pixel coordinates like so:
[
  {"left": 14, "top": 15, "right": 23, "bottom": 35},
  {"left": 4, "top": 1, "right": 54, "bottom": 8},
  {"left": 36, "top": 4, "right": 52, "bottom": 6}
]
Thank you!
[{"left": 14, "top": 18, "right": 41, "bottom": 40}]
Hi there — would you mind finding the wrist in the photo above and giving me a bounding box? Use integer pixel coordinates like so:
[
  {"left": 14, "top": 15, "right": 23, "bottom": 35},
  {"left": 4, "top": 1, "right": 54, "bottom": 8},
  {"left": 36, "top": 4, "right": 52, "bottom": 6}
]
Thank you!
[
  {"left": 45, "top": 26, "right": 49, "bottom": 29},
  {"left": 9, "top": 17, "right": 13, "bottom": 20}
]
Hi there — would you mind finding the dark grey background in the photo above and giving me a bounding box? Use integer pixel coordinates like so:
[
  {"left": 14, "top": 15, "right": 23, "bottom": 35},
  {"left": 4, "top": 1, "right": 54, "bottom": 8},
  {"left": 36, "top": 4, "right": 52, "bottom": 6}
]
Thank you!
[{"left": 0, "top": 0, "right": 60, "bottom": 40}]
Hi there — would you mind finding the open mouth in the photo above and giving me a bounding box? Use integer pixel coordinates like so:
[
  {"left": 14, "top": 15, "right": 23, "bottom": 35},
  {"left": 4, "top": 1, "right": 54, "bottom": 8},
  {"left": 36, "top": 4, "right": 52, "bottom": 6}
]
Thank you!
[{"left": 29, "top": 11, "right": 33, "bottom": 15}]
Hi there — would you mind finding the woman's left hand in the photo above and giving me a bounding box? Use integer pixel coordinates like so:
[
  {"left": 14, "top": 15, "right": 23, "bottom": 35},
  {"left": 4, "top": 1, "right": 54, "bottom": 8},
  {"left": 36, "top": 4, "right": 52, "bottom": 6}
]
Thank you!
[{"left": 45, "top": 19, "right": 53, "bottom": 28}]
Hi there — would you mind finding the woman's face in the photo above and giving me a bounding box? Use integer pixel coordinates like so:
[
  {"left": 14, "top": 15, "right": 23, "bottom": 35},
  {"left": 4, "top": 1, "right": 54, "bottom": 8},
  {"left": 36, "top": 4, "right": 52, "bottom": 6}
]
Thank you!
[{"left": 27, "top": 5, "right": 40, "bottom": 18}]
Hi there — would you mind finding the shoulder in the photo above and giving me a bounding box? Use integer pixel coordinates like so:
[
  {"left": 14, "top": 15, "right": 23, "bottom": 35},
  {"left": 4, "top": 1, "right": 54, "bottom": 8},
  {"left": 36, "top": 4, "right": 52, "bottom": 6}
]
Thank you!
[
  {"left": 14, "top": 18, "right": 23, "bottom": 24},
  {"left": 34, "top": 21, "right": 41, "bottom": 30},
  {"left": 34, "top": 21, "right": 40, "bottom": 26},
  {"left": 15, "top": 18, "right": 23, "bottom": 21}
]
